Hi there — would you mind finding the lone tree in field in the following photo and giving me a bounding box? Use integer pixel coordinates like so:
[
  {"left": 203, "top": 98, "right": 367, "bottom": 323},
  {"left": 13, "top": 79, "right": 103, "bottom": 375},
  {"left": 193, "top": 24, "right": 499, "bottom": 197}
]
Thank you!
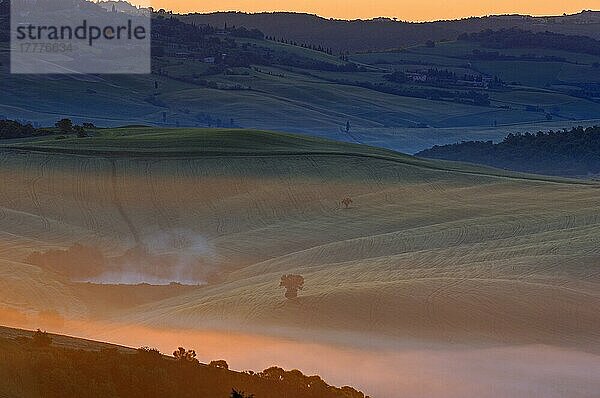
[
  {"left": 341, "top": 197, "right": 353, "bottom": 209},
  {"left": 173, "top": 347, "right": 198, "bottom": 364},
  {"left": 280, "top": 274, "right": 305, "bottom": 299}
]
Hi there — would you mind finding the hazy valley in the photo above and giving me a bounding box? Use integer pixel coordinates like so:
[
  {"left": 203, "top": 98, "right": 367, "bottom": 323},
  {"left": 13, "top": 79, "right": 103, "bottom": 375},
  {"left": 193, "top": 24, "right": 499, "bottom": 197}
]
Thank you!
[{"left": 1, "top": 2, "right": 600, "bottom": 396}]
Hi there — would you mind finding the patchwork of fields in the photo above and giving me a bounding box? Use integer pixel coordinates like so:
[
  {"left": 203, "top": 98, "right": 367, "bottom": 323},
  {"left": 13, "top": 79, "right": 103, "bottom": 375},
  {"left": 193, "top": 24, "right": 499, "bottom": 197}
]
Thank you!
[{"left": 1, "top": 37, "right": 599, "bottom": 153}]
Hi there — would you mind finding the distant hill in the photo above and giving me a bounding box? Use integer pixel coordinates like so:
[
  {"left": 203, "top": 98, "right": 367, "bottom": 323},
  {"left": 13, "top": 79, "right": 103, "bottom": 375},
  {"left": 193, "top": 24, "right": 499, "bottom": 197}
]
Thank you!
[
  {"left": 1, "top": 5, "right": 600, "bottom": 154},
  {"left": 96, "top": 0, "right": 149, "bottom": 15},
  {"left": 460, "top": 28, "right": 600, "bottom": 57},
  {"left": 416, "top": 126, "right": 600, "bottom": 177},
  {"left": 181, "top": 11, "right": 600, "bottom": 52}
]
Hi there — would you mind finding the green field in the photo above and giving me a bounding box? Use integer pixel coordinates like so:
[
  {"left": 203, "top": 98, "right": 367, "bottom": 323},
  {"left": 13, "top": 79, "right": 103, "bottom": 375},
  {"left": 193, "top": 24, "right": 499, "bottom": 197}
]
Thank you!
[{"left": 4, "top": 127, "right": 585, "bottom": 182}]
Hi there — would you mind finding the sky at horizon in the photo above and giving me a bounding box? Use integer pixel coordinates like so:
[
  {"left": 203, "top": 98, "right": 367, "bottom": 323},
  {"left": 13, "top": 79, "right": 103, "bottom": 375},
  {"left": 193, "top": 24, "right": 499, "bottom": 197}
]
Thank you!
[{"left": 136, "top": 1, "right": 598, "bottom": 22}]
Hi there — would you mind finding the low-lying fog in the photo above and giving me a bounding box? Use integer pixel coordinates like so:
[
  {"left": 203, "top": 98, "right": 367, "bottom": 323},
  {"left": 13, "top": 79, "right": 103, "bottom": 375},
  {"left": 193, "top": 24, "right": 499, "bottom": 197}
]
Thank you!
[
  {"left": 55, "top": 322, "right": 600, "bottom": 398},
  {"left": 27, "top": 229, "right": 217, "bottom": 285}
]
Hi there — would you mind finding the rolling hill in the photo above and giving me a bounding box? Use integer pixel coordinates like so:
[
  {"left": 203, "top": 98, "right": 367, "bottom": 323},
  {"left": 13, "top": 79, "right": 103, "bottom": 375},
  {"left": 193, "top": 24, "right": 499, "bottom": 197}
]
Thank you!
[
  {"left": 1, "top": 6, "right": 599, "bottom": 154},
  {"left": 1, "top": 128, "right": 600, "bottom": 396},
  {"left": 0, "top": 128, "right": 598, "bottom": 348},
  {"left": 181, "top": 11, "right": 600, "bottom": 53}
]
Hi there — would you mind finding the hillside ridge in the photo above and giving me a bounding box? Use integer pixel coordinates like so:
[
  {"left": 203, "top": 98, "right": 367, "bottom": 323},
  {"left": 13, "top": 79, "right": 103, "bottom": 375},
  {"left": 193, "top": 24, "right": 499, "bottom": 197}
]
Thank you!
[{"left": 1, "top": 127, "right": 590, "bottom": 185}]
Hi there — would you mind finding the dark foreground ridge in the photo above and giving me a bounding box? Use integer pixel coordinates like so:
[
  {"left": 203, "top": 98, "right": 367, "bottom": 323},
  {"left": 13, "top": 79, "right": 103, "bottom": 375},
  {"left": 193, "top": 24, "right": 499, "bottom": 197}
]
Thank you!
[{"left": 0, "top": 326, "right": 369, "bottom": 398}]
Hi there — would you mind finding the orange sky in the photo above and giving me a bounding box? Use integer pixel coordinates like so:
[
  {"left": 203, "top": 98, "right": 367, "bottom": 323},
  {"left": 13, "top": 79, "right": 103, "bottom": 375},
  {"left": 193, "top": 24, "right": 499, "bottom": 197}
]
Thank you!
[{"left": 141, "top": 1, "right": 598, "bottom": 21}]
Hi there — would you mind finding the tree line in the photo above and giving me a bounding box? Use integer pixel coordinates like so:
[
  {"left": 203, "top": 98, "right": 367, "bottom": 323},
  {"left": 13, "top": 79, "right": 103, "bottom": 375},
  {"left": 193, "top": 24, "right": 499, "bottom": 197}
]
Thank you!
[
  {"left": 0, "top": 118, "right": 98, "bottom": 140},
  {"left": 0, "top": 119, "right": 44, "bottom": 139},
  {"left": 417, "top": 126, "right": 600, "bottom": 177},
  {"left": 459, "top": 28, "right": 600, "bottom": 57}
]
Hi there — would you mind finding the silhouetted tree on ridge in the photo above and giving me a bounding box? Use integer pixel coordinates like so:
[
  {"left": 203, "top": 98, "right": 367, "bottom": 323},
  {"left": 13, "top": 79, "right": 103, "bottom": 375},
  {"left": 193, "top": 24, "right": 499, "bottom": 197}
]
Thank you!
[{"left": 173, "top": 347, "right": 199, "bottom": 364}]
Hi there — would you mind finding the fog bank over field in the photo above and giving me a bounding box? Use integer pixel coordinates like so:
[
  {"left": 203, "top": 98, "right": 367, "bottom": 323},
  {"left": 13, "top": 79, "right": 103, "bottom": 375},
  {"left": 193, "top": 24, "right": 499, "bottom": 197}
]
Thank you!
[
  {"left": 36, "top": 321, "right": 600, "bottom": 398},
  {"left": 90, "top": 229, "right": 216, "bottom": 285},
  {"left": 3, "top": 313, "right": 597, "bottom": 397}
]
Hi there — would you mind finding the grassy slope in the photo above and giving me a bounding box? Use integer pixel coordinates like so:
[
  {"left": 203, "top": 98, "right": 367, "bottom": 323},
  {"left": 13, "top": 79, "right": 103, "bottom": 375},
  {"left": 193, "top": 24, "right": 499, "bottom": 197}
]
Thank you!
[
  {"left": 1, "top": 127, "right": 585, "bottom": 181},
  {"left": 4, "top": 127, "right": 402, "bottom": 155},
  {"left": 1, "top": 128, "right": 599, "bottom": 352}
]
